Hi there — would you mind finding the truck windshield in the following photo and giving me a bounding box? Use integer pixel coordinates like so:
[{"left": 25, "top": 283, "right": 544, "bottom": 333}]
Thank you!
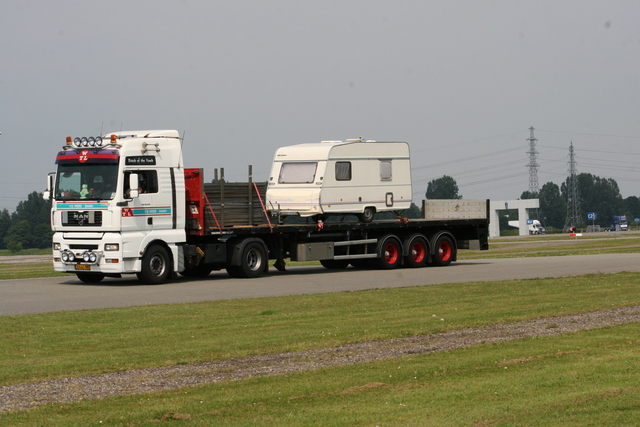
[{"left": 55, "top": 163, "right": 119, "bottom": 201}]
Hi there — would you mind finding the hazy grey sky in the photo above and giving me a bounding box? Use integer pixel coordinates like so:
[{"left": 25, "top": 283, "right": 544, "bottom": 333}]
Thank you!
[{"left": 2, "top": 0, "right": 639, "bottom": 212}]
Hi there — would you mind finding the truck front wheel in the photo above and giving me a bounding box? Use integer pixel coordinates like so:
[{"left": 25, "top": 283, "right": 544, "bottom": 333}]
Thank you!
[
  {"left": 138, "top": 245, "right": 171, "bottom": 284},
  {"left": 76, "top": 272, "right": 105, "bottom": 283}
]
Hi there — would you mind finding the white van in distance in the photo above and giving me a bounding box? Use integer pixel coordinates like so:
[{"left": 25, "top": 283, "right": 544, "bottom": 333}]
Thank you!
[{"left": 266, "top": 139, "right": 412, "bottom": 222}]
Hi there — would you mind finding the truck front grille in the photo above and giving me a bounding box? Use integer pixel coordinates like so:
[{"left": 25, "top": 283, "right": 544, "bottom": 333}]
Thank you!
[{"left": 62, "top": 211, "right": 103, "bottom": 226}]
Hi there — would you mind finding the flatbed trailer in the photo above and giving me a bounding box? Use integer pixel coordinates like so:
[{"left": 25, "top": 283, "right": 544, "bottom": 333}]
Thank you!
[{"left": 181, "top": 168, "right": 489, "bottom": 278}]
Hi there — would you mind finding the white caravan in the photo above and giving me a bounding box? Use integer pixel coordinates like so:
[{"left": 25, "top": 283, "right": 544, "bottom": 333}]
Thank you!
[{"left": 266, "top": 139, "right": 412, "bottom": 222}]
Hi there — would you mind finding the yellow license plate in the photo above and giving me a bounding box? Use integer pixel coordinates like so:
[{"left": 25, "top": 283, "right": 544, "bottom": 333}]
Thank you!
[{"left": 75, "top": 264, "right": 91, "bottom": 271}]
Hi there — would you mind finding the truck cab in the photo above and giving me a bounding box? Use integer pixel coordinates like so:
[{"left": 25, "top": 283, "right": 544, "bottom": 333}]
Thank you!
[{"left": 46, "top": 130, "right": 186, "bottom": 283}]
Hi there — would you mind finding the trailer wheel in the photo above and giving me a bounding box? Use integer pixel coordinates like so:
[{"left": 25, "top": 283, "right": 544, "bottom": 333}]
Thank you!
[
  {"left": 76, "top": 272, "right": 105, "bottom": 283},
  {"left": 138, "top": 245, "right": 171, "bottom": 284},
  {"left": 358, "top": 207, "right": 375, "bottom": 223},
  {"left": 405, "top": 235, "right": 428, "bottom": 268},
  {"left": 375, "top": 235, "right": 402, "bottom": 269},
  {"left": 432, "top": 235, "right": 455, "bottom": 267},
  {"left": 350, "top": 259, "right": 374, "bottom": 269},
  {"left": 320, "top": 259, "right": 350, "bottom": 269},
  {"left": 232, "top": 241, "right": 267, "bottom": 278}
]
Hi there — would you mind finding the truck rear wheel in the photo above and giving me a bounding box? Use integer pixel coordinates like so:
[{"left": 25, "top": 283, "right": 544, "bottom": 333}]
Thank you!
[
  {"left": 76, "top": 272, "right": 105, "bottom": 283},
  {"left": 138, "top": 245, "right": 171, "bottom": 284},
  {"left": 432, "top": 235, "right": 455, "bottom": 266},
  {"left": 228, "top": 242, "right": 267, "bottom": 278},
  {"left": 375, "top": 235, "right": 402, "bottom": 269},
  {"left": 405, "top": 235, "right": 428, "bottom": 268}
]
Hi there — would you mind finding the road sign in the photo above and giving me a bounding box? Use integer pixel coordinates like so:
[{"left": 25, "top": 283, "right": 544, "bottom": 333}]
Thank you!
[
  {"left": 587, "top": 212, "right": 597, "bottom": 220},
  {"left": 527, "top": 219, "right": 533, "bottom": 225}
]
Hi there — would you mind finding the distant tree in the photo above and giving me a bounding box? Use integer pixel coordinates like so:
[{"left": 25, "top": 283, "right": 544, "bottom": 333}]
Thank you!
[
  {"left": 623, "top": 196, "right": 640, "bottom": 212},
  {"left": 426, "top": 176, "right": 461, "bottom": 199},
  {"left": 10, "top": 191, "right": 52, "bottom": 249},
  {"left": 0, "top": 209, "right": 10, "bottom": 250},
  {"left": 562, "top": 173, "right": 622, "bottom": 226},
  {"left": 519, "top": 191, "right": 538, "bottom": 200},
  {"left": 538, "top": 182, "right": 565, "bottom": 230},
  {"left": 623, "top": 196, "right": 640, "bottom": 223},
  {"left": 13, "top": 191, "right": 51, "bottom": 225},
  {"left": 6, "top": 240, "right": 22, "bottom": 253},
  {"left": 4, "top": 220, "right": 33, "bottom": 249}
]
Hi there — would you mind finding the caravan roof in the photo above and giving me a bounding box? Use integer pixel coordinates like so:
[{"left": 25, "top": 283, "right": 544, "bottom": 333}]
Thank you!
[{"left": 273, "top": 140, "right": 410, "bottom": 162}]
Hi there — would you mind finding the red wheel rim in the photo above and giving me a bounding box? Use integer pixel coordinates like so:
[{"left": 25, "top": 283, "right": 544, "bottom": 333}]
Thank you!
[
  {"left": 438, "top": 240, "right": 452, "bottom": 261},
  {"left": 411, "top": 241, "right": 426, "bottom": 263},
  {"left": 384, "top": 243, "right": 399, "bottom": 264}
]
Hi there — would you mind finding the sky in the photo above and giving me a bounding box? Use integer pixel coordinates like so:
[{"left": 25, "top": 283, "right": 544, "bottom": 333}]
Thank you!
[{"left": 1, "top": 0, "right": 639, "bottom": 212}]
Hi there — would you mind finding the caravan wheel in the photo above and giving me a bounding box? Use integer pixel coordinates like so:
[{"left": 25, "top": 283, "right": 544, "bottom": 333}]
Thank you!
[{"left": 359, "top": 207, "right": 375, "bottom": 223}]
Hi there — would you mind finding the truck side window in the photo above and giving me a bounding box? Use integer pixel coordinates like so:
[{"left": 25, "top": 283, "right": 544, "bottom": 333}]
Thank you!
[
  {"left": 335, "top": 162, "right": 352, "bottom": 181},
  {"left": 380, "top": 160, "right": 392, "bottom": 181},
  {"left": 124, "top": 170, "right": 159, "bottom": 195}
]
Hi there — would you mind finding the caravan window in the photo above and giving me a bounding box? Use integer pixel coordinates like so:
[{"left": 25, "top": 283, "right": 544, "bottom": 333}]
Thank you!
[
  {"left": 335, "top": 162, "right": 352, "bottom": 181},
  {"left": 380, "top": 160, "right": 392, "bottom": 181},
  {"left": 278, "top": 162, "right": 317, "bottom": 184}
]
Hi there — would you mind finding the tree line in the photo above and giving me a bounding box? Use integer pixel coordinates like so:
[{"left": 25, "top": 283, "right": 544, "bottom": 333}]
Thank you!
[
  {"left": 0, "top": 192, "right": 52, "bottom": 251},
  {"left": 427, "top": 173, "right": 640, "bottom": 231}
]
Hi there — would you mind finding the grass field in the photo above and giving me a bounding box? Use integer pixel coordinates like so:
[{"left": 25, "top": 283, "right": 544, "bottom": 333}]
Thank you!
[{"left": 1, "top": 233, "right": 639, "bottom": 425}]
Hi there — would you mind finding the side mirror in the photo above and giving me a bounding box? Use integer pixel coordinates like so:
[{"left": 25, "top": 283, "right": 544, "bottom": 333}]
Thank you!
[
  {"left": 43, "top": 172, "right": 55, "bottom": 200},
  {"left": 129, "top": 173, "right": 139, "bottom": 198}
]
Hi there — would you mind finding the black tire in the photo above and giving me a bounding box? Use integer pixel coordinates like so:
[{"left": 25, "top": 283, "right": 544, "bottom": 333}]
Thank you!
[
  {"left": 76, "top": 272, "right": 105, "bottom": 283},
  {"left": 375, "top": 235, "right": 402, "bottom": 269},
  {"left": 138, "top": 245, "right": 171, "bottom": 284},
  {"left": 432, "top": 235, "right": 455, "bottom": 267},
  {"left": 405, "top": 235, "right": 428, "bottom": 268},
  {"left": 225, "top": 265, "right": 243, "bottom": 278},
  {"left": 320, "top": 259, "right": 350, "bottom": 269},
  {"left": 232, "top": 242, "right": 267, "bottom": 278},
  {"left": 358, "top": 207, "right": 375, "bottom": 223},
  {"left": 180, "top": 263, "right": 213, "bottom": 278}
]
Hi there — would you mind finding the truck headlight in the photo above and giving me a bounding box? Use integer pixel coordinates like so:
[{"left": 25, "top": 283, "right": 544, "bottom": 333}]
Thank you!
[
  {"left": 105, "top": 244, "right": 119, "bottom": 251},
  {"left": 61, "top": 251, "right": 75, "bottom": 262},
  {"left": 53, "top": 242, "right": 61, "bottom": 251}
]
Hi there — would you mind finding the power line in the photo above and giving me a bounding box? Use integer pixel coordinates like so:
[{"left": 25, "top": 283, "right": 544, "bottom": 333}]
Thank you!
[
  {"left": 412, "top": 146, "right": 526, "bottom": 170},
  {"left": 537, "top": 129, "right": 640, "bottom": 140}
]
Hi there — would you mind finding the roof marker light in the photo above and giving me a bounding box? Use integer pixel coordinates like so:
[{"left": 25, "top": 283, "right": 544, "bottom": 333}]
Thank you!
[{"left": 111, "top": 134, "right": 117, "bottom": 144}]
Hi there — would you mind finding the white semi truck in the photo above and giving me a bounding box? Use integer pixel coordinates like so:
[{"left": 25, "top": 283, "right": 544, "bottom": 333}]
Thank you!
[{"left": 45, "top": 130, "right": 489, "bottom": 284}]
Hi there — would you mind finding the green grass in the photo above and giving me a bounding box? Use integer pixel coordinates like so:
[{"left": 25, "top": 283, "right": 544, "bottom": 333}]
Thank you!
[
  {"left": 2, "top": 236, "right": 640, "bottom": 424},
  {"left": 1, "top": 272, "right": 639, "bottom": 387},
  {"left": 0, "top": 248, "right": 51, "bottom": 256},
  {"left": 2, "top": 322, "right": 639, "bottom": 426}
]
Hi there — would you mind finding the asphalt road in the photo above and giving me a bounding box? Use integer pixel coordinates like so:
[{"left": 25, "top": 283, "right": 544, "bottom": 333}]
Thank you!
[{"left": 2, "top": 253, "right": 639, "bottom": 316}]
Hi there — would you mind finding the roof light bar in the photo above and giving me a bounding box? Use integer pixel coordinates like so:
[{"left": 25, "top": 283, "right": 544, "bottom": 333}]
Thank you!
[{"left": 71, "top": 136, "right": 103, "bottom": 148}]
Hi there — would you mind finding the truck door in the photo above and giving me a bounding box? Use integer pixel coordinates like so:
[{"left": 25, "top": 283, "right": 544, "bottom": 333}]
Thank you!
[{"left": 122, "top": 169, "right": 172, "bottom": 232}]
